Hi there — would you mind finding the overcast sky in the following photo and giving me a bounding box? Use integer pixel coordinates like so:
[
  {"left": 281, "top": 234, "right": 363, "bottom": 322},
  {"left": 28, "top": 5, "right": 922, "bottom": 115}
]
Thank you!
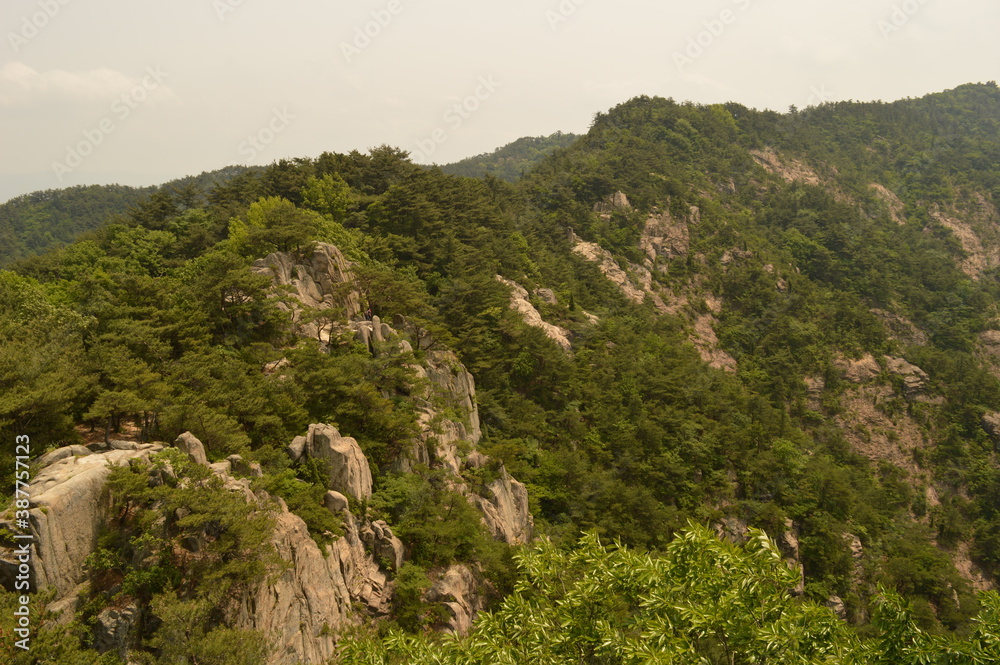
[{"left": 1, "top": 0, "right": 997, "bottom": 202}]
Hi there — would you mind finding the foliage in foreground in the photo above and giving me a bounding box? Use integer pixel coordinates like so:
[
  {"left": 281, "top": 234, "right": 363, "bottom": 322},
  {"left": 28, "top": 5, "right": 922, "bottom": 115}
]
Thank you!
[{"left": 339, "top": 525, "right": 1000, "bottom": 665}]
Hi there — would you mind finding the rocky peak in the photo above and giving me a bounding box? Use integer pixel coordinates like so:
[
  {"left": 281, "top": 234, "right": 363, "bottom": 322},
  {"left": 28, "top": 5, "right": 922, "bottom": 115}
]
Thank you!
[{"left": 252, "top": 243, "right": 362, "bottom": 341}]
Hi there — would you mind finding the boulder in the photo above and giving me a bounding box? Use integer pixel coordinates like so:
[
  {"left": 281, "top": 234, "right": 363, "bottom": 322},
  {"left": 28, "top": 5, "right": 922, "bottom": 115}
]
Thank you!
[
  {"left": 825, "top": 595, "right": 847, "bottom": 620},
  {"left": 173, "top": 432, "right": 209, "bottom": 466},
  {"left": 884, "top": 356, "right": 930, "bottom": 397},
  {"left": 93, "top": 602, "right": 140, "bottom": 655},
  {"left": 323, "top": 491, "right": 350, "bottom": 514},
  {"left": 287, "top": 436, "right": 307, "bottom": 463},
  {"left": 593, "top": 191, "right": 631, "bottom": 217},
  {"left": 228, "top": 454, "right": 263, "bottom": 478},
  {"left": 534, "top": 288, "right": 558, "bottom": 305},
  {"left": 305, "top": 424, "right": 373, "bottom": 500},
  {"left": 147, "top": 458, "right": 176, "bottom": 488},
  {"left": 465, "top": 450, "right": 489, "bottom": 470}
]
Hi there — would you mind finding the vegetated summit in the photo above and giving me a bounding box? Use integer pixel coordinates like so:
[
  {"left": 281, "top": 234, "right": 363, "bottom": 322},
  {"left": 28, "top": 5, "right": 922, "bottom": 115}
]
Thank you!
[{"left": 2, "top": 82, "right": 1000, "bottom": 664}]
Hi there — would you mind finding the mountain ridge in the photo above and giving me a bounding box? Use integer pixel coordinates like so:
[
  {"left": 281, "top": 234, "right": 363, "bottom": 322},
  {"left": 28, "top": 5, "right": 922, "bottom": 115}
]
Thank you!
[{"left": 2, "top": 82, "right": 1000, "bottom": 663}]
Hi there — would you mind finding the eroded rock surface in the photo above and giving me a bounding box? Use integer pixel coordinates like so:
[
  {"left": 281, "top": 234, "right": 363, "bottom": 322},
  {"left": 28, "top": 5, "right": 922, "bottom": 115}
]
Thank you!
[
  {"left": 252, "top": 243, "right": 362, "bottom": 341},
  {"left": 469, "top": 466, "right": 534, "bottom": 545},
  {"left": 304, "top": 424, "right": 373, "bottom": 500},
  {"left": 496, "top": 275, "right": 572, "bottom": 352},
  {"left": 174, "top": 431, "right": 208, "bottom": 466},
  {"left": 1, "top": 444, "right": 163, "bottom": 597},
  {"left": 425, "top": 564, "right": 488, "bottom": 635}
]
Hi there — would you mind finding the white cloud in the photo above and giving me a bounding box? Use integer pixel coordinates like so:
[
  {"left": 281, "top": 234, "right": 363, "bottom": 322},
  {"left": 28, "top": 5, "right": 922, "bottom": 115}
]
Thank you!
[{"left": 0, "top": 61, "right": 172, "bottom": 107}]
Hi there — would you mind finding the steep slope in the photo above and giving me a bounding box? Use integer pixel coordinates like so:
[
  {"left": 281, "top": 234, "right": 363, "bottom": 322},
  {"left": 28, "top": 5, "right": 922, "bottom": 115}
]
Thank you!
[{"left": 2, "top": 86, "right": 1000, "bottom": 661}]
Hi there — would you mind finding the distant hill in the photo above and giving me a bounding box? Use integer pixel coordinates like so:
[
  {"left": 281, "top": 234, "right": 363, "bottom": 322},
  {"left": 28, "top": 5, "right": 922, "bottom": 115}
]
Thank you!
[
  {"left": 0, "top": 165, "right": 253, "bottom": 266},
  {"left": 439, "top": 132, "right": 579, "bottom": 181}
]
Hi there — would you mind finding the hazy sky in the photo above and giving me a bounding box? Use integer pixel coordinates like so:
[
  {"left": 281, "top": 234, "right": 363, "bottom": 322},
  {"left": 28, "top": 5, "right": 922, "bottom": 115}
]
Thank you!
[{"left": 1, "top": 0, "right": 997, "bottom": 201}]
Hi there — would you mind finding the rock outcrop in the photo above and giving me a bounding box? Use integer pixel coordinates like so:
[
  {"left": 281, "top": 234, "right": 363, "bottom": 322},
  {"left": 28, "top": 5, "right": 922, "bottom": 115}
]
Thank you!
[
  {"left": 469, "top": 466, "right": 534, "bottom": 545},
  {"left": 365, "top": 520, "right": 404, "bottom": 572},
  {"left": 252, "top": 243, "right": 362, "bottom": 341},
  {"left": 213, "top": 457, "right": 395, "bottom": 665},
  {"left": 495, "top": 275, "right": 572, "bottom": 352},
  {"left": 593, "top": 191, "right": 631, "bottom": 218},
  {"left": 303, "top": 424, "right": 373, "bottom": 500},
  {"left": 572, "top": 234, "right": 648, "bottom": 305},
  {"left": 750, "top": 147, "right": 821, "bottom": 186},
  {"left": 640, "top": 209, "right": 690, "bottom": 268},
  {"left": 692, "top": 314, "right": 738, "bottom": 373},
  {"left": 884, "top": 355, "right": 930, "bottom": 397},
  {"left": 93, "top": 602, "right": 140, "bottom": 656},
  {"left": 1, "top": 444, "right": 163, "bottom": 598},
  {"left": 870, "top": 183, "right": 906, "bottom": 225},
  {"left": 237, "top": 509, "right": 352, "bottom": 665},
  {"left": 425, "top": 565, "right": 488, "bottom": 635},
  {"left": 836, "top": 354, "right": 882, "bottom": 384}
]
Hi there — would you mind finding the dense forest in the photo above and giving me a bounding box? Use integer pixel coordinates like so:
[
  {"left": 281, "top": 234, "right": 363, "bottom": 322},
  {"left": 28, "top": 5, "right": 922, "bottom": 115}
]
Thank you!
[
  {"left": 2, "top": 83, "right": 1000, "bottom": 664},
  {"left": 438, "top": 132, "right": 579, "bottom": 181},
  {"left": 0, "top": 166, "right": 254, "bottom": 267}
]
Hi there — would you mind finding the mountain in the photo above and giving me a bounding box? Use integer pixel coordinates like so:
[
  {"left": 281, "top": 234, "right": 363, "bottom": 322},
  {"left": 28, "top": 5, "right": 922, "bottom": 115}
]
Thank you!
[
  {"left": 0, "top": 165, "right": 255, "bottom": 267},
  {"left": 2, "top": 84, "right": 1000, "bottom": 664},
  {"left": 438, "top": 131, "right": 580, "bottom": 181}
]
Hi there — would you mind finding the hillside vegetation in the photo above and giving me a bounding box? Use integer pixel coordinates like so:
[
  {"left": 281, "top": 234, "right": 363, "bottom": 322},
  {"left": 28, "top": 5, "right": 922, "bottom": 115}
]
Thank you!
[
  {"left": 0, "top": 166, "right": 253, "bottom": 267},
  {"left": 439, "top": 132, "right": 579, "bottom": 181},
  {"left": 2, "top": 83, "right": 1000, "bottom": 663}
]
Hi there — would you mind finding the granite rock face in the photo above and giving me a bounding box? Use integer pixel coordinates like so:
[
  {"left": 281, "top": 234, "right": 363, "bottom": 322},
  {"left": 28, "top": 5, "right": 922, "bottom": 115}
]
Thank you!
[
  {"left": 1, "top": 444, "right": 163, "bottom": 597},
  {"left": 469, "top": 466, "right": 534, "bottom": 545},
  {"left": 495, "top": 275, "right": 572, "bottom": 353},
  {"left": 425, "top": 565, "right": 488, "bottom": 635},
  {"left": 304, "top": 423, "right": 373, "bottom": 500},
  {"left": 252, "top": 243, "right": 362, "bottom": 341}
]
